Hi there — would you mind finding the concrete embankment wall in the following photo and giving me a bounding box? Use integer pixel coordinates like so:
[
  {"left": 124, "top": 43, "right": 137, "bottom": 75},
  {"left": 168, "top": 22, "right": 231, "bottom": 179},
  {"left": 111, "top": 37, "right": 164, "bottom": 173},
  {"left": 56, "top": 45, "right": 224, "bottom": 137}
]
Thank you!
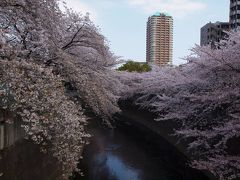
[
  {"left": 116, "top": 99, "right": 217, "bottom": 180},
  {"left": 117, "top": 99, "right": 187, "bottom": 155}
]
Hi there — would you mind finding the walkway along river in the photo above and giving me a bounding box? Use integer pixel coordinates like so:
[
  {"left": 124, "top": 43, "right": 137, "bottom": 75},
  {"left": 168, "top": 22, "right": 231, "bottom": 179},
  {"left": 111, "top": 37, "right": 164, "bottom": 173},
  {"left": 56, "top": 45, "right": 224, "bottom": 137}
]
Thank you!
[{"left": 0, "top": 112, "right": 210, "bottom": 180}]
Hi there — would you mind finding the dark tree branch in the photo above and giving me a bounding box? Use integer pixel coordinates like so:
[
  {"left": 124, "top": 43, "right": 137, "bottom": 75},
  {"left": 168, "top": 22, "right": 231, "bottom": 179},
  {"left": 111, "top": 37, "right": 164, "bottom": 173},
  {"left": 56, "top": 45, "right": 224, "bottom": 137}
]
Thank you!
[{"left": 62, "top": 24, "right": 85, "bottom": 50}]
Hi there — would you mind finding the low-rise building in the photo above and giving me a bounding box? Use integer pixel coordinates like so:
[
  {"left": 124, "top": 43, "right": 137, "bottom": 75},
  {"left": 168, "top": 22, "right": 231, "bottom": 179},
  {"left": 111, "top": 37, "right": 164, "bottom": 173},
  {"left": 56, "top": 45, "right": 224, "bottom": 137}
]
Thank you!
[{"left": 200, "top": 22, "right": 230, "bottom": 46}]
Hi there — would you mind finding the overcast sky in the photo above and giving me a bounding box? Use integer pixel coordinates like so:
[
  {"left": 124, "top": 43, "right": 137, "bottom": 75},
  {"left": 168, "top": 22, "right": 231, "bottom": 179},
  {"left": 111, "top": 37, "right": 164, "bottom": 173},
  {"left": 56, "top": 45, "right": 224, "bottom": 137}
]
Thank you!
[{"left": 64, "top": 0, "right": 229, "bottom": 65}]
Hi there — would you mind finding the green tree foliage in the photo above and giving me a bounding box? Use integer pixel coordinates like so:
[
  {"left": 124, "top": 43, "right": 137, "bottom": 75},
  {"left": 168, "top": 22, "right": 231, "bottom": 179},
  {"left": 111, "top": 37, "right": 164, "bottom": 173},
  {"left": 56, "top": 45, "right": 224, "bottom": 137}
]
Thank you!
[{"left": 117, "top": 61, "right": 151, "bottom": 73}]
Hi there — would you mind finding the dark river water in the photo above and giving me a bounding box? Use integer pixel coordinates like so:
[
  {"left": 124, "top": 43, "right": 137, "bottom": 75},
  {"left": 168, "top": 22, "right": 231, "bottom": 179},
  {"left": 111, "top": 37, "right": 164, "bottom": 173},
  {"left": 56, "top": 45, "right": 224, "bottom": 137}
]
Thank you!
[
  {"left": 0, "top": 116, "right": 210, "bottom": 180},
  {"left": 72, "top": 119, "right": 210, "bottom": 180}
]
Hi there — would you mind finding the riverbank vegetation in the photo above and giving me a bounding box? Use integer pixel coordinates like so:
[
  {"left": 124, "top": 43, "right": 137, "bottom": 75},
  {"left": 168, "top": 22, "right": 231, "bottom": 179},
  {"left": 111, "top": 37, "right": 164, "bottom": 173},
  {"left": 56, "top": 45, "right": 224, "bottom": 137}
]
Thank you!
[{"left": 0, "top": 0, "right": 240, "bottom": 179}]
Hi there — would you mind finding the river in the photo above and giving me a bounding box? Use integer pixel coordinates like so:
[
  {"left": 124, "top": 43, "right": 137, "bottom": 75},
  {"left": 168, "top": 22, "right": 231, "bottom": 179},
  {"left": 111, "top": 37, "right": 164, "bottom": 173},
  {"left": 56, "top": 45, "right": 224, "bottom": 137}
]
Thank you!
[
  {"left": 0, "top": 116, "right": 210, "bottom": 180},
  {"left": 72, "top": 119, "right": 210, "bottom": 180}
]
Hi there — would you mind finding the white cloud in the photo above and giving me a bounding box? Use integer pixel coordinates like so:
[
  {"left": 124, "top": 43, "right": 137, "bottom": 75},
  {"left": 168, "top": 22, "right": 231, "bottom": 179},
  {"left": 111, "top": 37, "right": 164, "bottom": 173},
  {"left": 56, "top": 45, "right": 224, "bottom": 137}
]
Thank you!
[
  {"left": 127, "top": 0, "right": 206, "bottom": 18},
  {"left": 59, "top": 0, "right": 97, "bottom": 21}
]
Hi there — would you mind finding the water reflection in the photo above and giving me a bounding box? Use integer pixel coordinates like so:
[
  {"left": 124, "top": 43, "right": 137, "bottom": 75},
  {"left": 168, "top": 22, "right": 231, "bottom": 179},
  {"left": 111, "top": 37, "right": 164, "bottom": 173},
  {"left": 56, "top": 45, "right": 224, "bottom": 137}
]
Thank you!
[
  {"left": 0, "top": 112, "right": 212, "bottom": 180},
  {"left": 74, "top": 121, "right": 210, "bottom": 180},
  {"left": 0, "top": 111, "right": 61, "bottom": 180},
  {"left": 0, "top": 119, "right": 25, "bottom": 150},
  {"left": 91, "top": 142, "right": 141, "bottom": 180},
  {"left": 0, "top": 124, "right": 4, "bottom": 150},
  {"left": 104, "top": 154, "right": 140, "bottom": 180}
]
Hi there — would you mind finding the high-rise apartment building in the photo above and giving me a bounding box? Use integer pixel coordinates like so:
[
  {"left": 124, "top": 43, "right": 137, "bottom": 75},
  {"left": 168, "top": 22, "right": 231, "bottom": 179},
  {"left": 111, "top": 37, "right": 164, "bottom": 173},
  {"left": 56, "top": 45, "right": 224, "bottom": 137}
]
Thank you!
[
  {"left": 200, "top": 22, "right": 230, "bottom": 46},
  {"left": 230, "top": 0, "right": 240, "bottom": 29},
  {"left": 146, "top": 12, "right": 173, "bottom": 67}
]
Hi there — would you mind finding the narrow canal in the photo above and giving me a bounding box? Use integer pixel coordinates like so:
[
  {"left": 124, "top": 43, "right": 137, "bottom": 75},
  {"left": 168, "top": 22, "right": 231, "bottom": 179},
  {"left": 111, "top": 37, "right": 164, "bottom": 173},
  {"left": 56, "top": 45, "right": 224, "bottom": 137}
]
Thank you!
[
  {"left": 72, "top": 119, "right": 210, "bottom": 180},
  {"left": 0, "top": 115, "right": 210, "bottom": 180}
]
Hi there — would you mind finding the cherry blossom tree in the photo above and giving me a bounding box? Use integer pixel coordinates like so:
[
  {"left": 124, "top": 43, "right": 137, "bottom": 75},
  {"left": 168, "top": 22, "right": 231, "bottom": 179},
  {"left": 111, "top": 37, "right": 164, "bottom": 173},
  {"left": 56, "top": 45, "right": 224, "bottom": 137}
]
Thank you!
[
  {"left": 120, "top": 31, "right": 240, "bottom": 180},
  {"left": 0, "top": 0, "right": 121, "bottom": 121},
  {"left": 0, "top": 0, "right": 121, "bottom": 178},
  {"left": 3, "top": 0, "right": 240, "bottom": 179},
  {"left": 0, "top": 58, "right": 89, "bottom": 178}
]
